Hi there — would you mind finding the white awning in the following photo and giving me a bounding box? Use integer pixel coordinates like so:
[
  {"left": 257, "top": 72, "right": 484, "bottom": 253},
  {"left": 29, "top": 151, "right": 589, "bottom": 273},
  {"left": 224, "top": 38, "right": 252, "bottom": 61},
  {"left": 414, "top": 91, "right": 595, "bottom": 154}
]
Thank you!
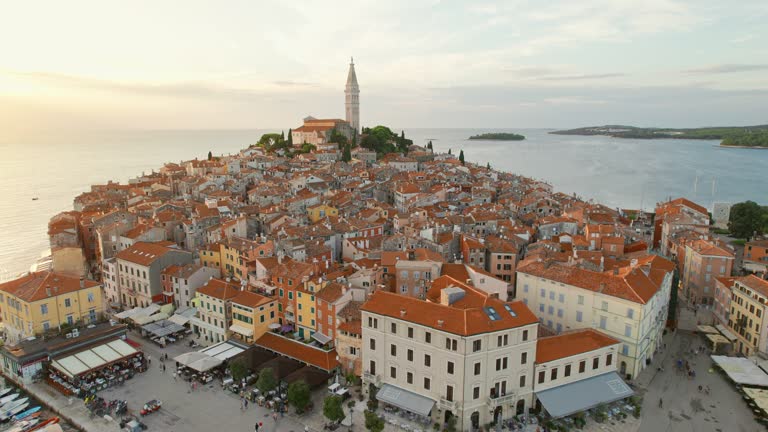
[
  {"left": 74, "top": 351, "right": 107, "bottom": 370},
  {"left": 312, "top": 332, "right": 332, "bottom": 345},
  {"left": 535, "top": 372, "right": 634, "bottom": 418},
  {"left": 168, "top": 314, "right": 191, "bottom": 326},
  {"left": 716, "top": 324, "right": 738, "bottom": 342},
  {"left": 376, "top": 384, "right": 435, "bottom": 417},
  {"left": 107, "top": 339, "right": 138, "bottom": 357},
  {"left": 229, "top": 324, "right": 254, "bottom": 337},
  {"left": 711, "top": 355, "right": 768, "bottom": 386}
]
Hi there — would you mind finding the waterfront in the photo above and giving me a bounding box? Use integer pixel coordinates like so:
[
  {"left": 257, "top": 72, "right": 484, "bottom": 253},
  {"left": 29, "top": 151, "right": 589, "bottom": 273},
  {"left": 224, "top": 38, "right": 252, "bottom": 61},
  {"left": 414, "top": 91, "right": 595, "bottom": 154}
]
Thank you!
[{"left": 1, "top": 127, "right": 767, "bottom": 277}]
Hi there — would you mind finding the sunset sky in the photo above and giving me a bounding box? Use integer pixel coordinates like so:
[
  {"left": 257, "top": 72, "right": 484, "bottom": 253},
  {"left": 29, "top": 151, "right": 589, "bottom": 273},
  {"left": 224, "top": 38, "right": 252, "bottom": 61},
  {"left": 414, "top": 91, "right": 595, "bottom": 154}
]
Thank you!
[{"left": 1, "top": 0, "right": 767, "bottom": 132}]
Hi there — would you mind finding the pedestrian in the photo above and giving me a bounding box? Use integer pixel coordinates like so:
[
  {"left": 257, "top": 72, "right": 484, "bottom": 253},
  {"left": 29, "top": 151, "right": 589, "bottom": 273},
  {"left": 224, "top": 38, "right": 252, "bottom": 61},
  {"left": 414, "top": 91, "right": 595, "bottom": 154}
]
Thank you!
[
  {"left": 244, "top": 398, "right": 249, "bottom": 409},
  {"left": 273, "top": 411, "right": 278, "bottom": 422},
  {"left": 698, "top": 385, "right": 703, "bottom": 393},
  {"left": 147, "top": 354, "right": 151, "bottom": 365},
  {"left": 173, "top": 371, "right": 177, "bottom": 381},
  {"left": 659, "top": 398, "right": 663, "bottom": 408}
]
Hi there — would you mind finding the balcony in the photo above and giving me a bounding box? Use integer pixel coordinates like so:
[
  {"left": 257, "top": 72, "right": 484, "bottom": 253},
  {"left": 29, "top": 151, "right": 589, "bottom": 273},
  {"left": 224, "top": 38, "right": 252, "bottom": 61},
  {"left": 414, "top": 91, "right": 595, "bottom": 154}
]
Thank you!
[
  {"left": 488, "top": 392, "right": 517, "bottom": 407},
  {"left": 439, "top": 397, "right": 457, "bottom": 411}
]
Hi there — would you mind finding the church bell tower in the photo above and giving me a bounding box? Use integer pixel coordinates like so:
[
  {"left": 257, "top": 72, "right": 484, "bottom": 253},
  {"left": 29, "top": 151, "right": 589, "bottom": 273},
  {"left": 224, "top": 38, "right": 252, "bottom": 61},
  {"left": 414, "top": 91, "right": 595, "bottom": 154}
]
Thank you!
[{"left": 345, "top": 57, "right": 360, "bottom": 133}]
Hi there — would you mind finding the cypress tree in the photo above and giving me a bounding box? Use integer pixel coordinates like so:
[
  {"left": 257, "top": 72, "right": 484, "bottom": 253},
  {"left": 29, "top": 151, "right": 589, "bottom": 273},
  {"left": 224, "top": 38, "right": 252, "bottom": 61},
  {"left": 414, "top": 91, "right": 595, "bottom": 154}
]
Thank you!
[
  {"left": 427, "top": 141, "right": 433, "bottom": 150},
  {"left": 287, "top": 129, "right": 293, "bottom": 147},
  {"left": 459, "top": 150, "right": 465, "bottom": 165},
  {"left": 207, "top": 151, "right": 212, "bottom": 160},
  {"left": 342, "top": 144, "right": 352, "bottom": 162}
]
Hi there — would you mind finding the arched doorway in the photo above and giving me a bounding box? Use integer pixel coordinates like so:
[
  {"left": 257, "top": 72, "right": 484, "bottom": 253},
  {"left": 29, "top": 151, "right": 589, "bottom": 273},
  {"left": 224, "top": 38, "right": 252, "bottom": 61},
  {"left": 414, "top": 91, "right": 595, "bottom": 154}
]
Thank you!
[
  {"left": 493, "top": 406, "right": 503, "bottom": 425},
  {"left": 471, "top": 411, "right": 480, "bottom": 430},
  {"left": 444, "top": 410, "right": 453, "bottom": 423},
  {"left": 620, "top": 361, "right": 627, "bottom": 376},
  {"left": 516, "top": 399, "right": 526, "bottom": 415}
]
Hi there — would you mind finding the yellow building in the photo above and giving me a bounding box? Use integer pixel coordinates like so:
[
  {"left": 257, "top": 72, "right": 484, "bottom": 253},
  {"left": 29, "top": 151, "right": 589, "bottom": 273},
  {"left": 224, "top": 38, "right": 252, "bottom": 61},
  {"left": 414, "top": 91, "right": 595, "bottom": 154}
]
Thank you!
[
  {"left": 200, "top": 244, "right": 222, "bottom": 272},
  {"left": 293, "top": 278, "right": 326, "bottom": 340},
  {"left": 229, "top": 291, "right": 278, "bottom": 344},
  {"left": 0, "top": 271, "right": 104, "bottom": 343},
  {"left": 307, "top": 204, "right": 338, "bottom": 223},
  {"left": 727, "top": 275, "right": 768, "bottom": 357}
]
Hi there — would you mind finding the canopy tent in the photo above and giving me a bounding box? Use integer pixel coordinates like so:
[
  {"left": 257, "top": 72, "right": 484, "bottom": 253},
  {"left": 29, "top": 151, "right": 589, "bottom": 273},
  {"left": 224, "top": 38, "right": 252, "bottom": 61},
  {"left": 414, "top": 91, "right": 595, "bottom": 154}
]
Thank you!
[
  {"left": 188, "top": 356, "right": 223, "bottom": 372},
  {"left": 200, "top": 341, "right": 245, "bottom": 361},
  {"left": 50, "top": 338, "right": 139, "bottom": 379},
  {"left": 142, "top": 320, "right": 186, "bottom": 338},
  {"left": 168, "top": 314, "right": 192, "bottom": 326},
  {"left": 711, "top": 355, "right": 768, "bottom": 387},
  {"left": 174, "top": 351, "right": 210, "bottom": 367},
  {"left": 535, "top": 372, "right": 634, "bottom": 418},
  {"left": 744, "top": 387, "right": 768, "bottom": 413},
  {"left": 716, "top": 324, "right": 738, "bottom": 342},
  {"left": 229, "top": 324, "right": 254, "bottom": 338},
  {"left": 705, "top": 333, "right": 731, "bottom": 351},
  {"left": 376, "top": 383, "right": 436, "bottom": 417},
  {"left": 115, "top": 304, "right": 160, "bottom": 320},
  {"left": 160, "top": 303, "right": 175, "bottom": 315},
  {"left": 697, "top": 325, "right": 719, "bottom": 334}
]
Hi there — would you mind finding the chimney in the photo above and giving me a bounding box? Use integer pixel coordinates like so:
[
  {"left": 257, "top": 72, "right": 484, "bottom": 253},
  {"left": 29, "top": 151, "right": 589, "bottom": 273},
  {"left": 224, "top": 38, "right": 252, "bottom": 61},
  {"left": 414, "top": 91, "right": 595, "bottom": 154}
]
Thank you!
[
  {"left": 46, "top": 286, "right": 51, "bottom": 297},
  {"left": 79, "top": 277, "right": 85, "bottom": 289},
  {"left": 599, "top": 256, "right": 605, "bottom": 272},
  {"left": 437, "top": 319, "right": 444, "bottom": 328},
  {"left": 613, "top": 268, "right": 619, "bottom": 275},
  {"left": 400, "top": 308, "right": 407, "bottom": 317}
]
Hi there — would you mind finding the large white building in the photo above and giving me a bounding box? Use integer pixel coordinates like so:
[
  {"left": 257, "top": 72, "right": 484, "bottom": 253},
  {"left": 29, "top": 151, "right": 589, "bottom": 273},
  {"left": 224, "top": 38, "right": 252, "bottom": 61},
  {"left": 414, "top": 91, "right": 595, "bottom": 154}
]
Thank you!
[
  {"left": 362, "top": 276, "right": 539, "bottom": 431},
  {"left": 515, "top": 255, "right": 675, "bottom": 380}
]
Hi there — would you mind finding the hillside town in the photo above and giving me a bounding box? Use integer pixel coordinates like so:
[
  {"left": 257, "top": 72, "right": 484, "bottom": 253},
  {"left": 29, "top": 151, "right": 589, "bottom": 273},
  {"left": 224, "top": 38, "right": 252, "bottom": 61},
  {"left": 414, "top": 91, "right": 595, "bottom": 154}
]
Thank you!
[{"left": 0, "top": 61, "right": 767, "bottom": 432}]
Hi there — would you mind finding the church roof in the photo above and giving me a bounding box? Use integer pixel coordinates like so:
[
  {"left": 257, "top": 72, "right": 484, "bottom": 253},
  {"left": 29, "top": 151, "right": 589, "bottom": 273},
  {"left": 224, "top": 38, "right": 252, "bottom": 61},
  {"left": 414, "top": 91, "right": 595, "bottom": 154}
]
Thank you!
[{"left": 346, "top": 58, "right": 359, "bottom": 89}]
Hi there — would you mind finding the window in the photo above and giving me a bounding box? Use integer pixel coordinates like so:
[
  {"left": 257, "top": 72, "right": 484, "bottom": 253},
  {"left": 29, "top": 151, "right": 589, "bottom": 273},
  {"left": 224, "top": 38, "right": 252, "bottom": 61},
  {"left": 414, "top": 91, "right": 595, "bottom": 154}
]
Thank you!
[
  {"left": 599, "top": 316, "right": 607, "bottom": 329},
  {"left": 407, "top": 372, "right": 413, "bottom": 384},
  {"left": 539, "top": 304, "right": 545, "bottom": 313},
  {"left": 521, "top": 352, "right": 528, "bottom": 364},
  {"left": 424, "top": 354, "right": 431, "bottom": 367},
  {"left": 447, "top": 361, "right": 454, "bottom": 374},
  {"left": 407, "top": 349, "right": 413, "bottom": 362},
  {"left": 407, "top": 327, "right": 414, "bottom": 338},
  {"left": 592, "top": 358, "right": 599, "bottom": 370},
  {"left": 540, "top": 289, "right": 545, "bottom": 298},
  {"left": 472, "top": 340, "right": 482, "bottom": 352},
  {"left": 551, "top": 368, "right": 558, "bottom": 380},
  {"left": 606, "top": 354, "right": 613, "bottom": 366},
  {"left": 87, "top": 293, "right": 95, "bottom": 303},
  {"left": 519, "top": 375, "right": 526, "bottom": 387},
  {"left": 538, "top": 371, "right": 545, "bottom": 384},
  {"left": 446, "top": 385, "right": 454, "bottom": 402},
  {"left": 522, "top": 330, "right": 529, "bottom": 341},
  {"left": 424, "top": 377, "right": 431, "bottom": 390},
  {"left": 391, "top": 323, "right": 397, "bottom": 334},
  {"left": 579, "top": 361, "right": 586, "bottom": 373},
  {"left": 425, "top": 332, "right": 431, "bottom": 343},
  {"left": 524, "top": 284, "right": 529, "bottom": 293},
  {"left": 473, "top": 387, "right": 480, "bottom": 400},
  {"left": 370, "top": 361, "right": 376, "bottom": 375},
  {"left": 548, "top": 306, "right": 554, "bottom": 315},
  {"left": 557, "top": 308, "right": 563, "bottom": 318},
  {"left": 369, "top": 339, "right": 376, "bottom": 350},
  {"left": 390, "top": 344, "right": 397, "bottom": 357},
  {"left": 474, "top": 362, "right": 481, "bottom": 376},
  {"left": 622, "top": 344, "right": 629, "bottom": 355},
  {"left": 627, "top": 308, "right": 634, "bottom": 319},
  {"left": 558, "top": 293, "right": 565, "bottom": 303},
  {"left": 576, "top": 311, "right": 583, "bottom": 322},
  {"left": 390, "top": 367, "right": 397, "bottom": 379},
  {"left": 40, "top": 304, "right": 48, "bottom": 315},
  {"left": 577, "top": 295, "right": 584, "bottom": 305},
  {"left": 564, "top": 364, "right": 571, "bottom": 377},
  {"left": 64, "top": 298, "right": 72, "bottom": 308},
  {"left": 624, "top": 324, "right": 632, "bottom": 337}
]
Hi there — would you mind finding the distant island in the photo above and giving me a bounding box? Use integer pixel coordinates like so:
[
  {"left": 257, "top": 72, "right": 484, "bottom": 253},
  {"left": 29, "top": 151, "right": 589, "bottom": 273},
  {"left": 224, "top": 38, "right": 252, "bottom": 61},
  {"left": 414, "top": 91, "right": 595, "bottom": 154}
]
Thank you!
[
  {"left": 468, "top": 132, "right": 525, "bottom": 141},
  {"left": 720, "top": 130, "right": 768, "bottom": 148},
  {"left": 550, "top": 124, "right": 768, "bottom": 141}
]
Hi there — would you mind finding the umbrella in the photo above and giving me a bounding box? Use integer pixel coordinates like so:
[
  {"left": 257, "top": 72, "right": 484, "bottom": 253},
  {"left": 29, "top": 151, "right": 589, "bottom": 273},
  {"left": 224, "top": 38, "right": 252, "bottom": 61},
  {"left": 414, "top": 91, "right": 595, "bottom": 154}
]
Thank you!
[{"left": 268, "top": 323, "right": 281, "bottom": 330}]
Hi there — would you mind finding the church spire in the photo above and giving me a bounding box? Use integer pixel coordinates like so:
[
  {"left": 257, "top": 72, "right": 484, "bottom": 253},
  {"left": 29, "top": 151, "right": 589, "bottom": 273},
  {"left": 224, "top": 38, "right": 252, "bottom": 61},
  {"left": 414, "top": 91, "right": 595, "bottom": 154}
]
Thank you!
[{"left": 345, "top": 57, "right": 360, "bottom": 133}]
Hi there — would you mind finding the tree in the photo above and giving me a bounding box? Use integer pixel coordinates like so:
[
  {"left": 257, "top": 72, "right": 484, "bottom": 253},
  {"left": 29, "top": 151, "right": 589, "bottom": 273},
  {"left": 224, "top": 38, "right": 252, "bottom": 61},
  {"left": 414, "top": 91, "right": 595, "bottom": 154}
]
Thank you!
[
  {"left": 281, "top": 130, "right": 285, "bottom": 141},
  {"left": 229, "top": 359, "right": 248, "bottom": 381},
  {"left": 728, "top": 200, "right": 767, "bottom": 239},
  {"left": 342, "top": 144, "right": 352, "bottom": 162},
  {"left": 486, "top": 162, "right": 491, "bottom": 169},
  {"left": 256, "top": 367, "right": 277, "bottom": 394},
  {"left": 323, "top": 395, "right": 345, "bottom": 423},
  {"left": 445, "top": 415, "right": 458, "bottom": 432},
  {"left": 287, "top": 380, "right": 311, "bottom": 413},
  {"left": 448, "top": 148, "right": 452, "bottom": 155},
  {"left": 459, "top": 150, "right": 465, "bottom": 165},
  {"left": 287, "top": 128, "right": 293, "bottom": 147},
  {"left": 207, "top": 151, "right": 212, "bottom": 161},
  {"left": 427, "top": 140, "right": 433, "bottom": 150},
  {"left": 364, "top": 410, "right": 385, "bottom": 432}
]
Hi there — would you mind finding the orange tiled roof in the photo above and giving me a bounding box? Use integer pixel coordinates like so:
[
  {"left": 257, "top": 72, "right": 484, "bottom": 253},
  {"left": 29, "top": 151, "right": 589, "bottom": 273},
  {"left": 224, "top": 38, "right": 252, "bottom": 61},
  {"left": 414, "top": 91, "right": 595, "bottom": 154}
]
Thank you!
[
  {"left": 115, "top": 241, "right": 181, "bottom": 266},
  {"left": 0, "top": 271, "right": 99, "bottom": 303},
  {"left": 536, "top": 329, "right": 619, "bottom": 363},
  {"left": 197, "top": 278, "right": 241, "bottom": 300},
  {"left": 255, "top": 332, "right": 340, "bottom": 371},
  {"left": 231, "top": 290, "right": 274, "bottom": 308},
  {"left": 363, "top": 276, "right": 538, "bottom": 336}
]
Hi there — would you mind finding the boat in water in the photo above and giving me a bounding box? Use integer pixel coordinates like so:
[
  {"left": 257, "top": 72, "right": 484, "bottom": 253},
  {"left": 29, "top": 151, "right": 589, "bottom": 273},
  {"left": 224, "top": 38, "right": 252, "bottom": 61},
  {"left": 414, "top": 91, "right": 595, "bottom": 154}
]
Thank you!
[{"left": 1, "top": 403, "right": 28, "bottom": 422}]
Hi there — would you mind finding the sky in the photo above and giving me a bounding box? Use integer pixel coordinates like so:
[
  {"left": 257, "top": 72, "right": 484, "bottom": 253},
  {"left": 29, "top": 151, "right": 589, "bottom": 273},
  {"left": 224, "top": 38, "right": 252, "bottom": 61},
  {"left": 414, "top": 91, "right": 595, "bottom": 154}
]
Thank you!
[{"left": 1, "top": 0, "right": 767, "bottom": 133}]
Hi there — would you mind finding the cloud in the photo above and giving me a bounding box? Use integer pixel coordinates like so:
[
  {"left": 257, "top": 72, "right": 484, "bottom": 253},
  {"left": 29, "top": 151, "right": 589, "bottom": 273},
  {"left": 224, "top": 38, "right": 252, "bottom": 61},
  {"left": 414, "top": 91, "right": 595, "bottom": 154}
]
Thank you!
[
  {"left": 503, "top": 67, "right": 561, "bottom": 77},
  {"left": 539, "top": 73, "right": 626, "bottom": 81},
  {"left": 272, "top": 80, "right": 319, "bottom": 88},
  {"left": 684, "top": 64, "right": 768, "bottom": 74}
]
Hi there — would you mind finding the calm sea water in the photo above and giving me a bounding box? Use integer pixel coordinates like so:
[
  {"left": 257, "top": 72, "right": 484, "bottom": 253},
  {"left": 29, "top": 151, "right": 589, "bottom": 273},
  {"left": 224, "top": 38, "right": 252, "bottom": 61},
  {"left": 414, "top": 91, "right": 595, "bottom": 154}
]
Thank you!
[{"left": 1, "top": 128, "right": 766, "bottom": 278}]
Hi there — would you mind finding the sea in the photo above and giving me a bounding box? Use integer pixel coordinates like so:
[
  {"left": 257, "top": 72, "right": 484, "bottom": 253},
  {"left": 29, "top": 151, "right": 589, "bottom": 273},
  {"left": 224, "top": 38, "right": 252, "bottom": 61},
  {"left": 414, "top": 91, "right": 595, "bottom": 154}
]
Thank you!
[{"left": 1, "top": 128, "right": 767, "bottom": 280}]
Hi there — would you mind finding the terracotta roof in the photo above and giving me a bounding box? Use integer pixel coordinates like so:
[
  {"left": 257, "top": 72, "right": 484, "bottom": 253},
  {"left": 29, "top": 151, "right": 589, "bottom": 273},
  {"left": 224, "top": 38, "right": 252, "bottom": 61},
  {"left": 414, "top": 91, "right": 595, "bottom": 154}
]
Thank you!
[
  {"left": 197, "top": 278, "right": 241, "bottom": 300},
  {"left": 338, "top": 320, "right": 362, "bottom": 335},
  {"left": 231, "top": 290, "right": 274, "bottom": 308},
  {"left": 0, "top": 271, "right": 99, "bottom": 303},
  {"left": 536, "top": 329, "right": 619, "bottom": 363},
  {"left": 738, "top": 275, "right": 768, "bottom": 298},
  {"left": 363, "top": 276, "right": 538, "bottom": 336},
  {"left": 255, "top": 332, "right": 340, "bottom": 371},
  {"left": 115, "top": 241, "right": 181, "bottom": 266},
  {"left": 315, "top": 282, "right": 346, "bottom": 303}
]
